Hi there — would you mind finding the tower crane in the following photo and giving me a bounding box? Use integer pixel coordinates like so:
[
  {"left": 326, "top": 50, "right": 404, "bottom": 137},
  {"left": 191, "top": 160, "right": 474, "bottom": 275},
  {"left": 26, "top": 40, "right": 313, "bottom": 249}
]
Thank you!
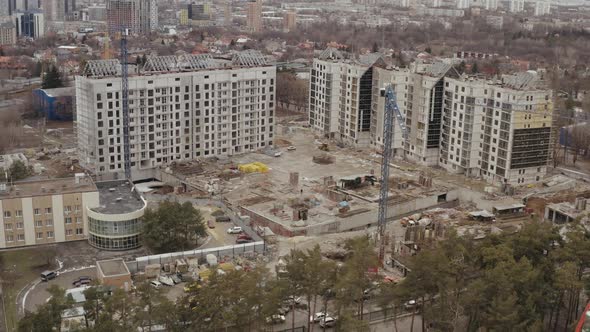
[
  {"left": 377, "top": 84, "right": 408, "bottom": 264},
  {"left": 119, "top": 27, "right": 131, "bottom": 180}
]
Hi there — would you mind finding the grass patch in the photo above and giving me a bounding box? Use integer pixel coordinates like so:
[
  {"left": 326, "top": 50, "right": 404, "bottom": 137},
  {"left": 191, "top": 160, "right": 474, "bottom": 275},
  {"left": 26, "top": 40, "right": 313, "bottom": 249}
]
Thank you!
[{"left": 0, "top": 247, "right": 56, "bottom": 331}]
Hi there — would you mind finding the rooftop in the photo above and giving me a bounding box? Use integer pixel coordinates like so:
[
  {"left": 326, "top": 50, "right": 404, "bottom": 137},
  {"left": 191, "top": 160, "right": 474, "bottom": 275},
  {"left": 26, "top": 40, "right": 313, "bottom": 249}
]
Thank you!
[
  {"left": 82, "top": 50, "right": 269, "bottom": 78},
  {"left": 92, "top": 181, "right": 145, "bottom": 214},
  {"left": 97, "top": 258, "right": 130, "bottom": 277},
  {"left": 0, "top": 176, "right": 97, "bottom": 200},
  {"left": 40, "top": 87, "right": 75, "bottom": 97}
]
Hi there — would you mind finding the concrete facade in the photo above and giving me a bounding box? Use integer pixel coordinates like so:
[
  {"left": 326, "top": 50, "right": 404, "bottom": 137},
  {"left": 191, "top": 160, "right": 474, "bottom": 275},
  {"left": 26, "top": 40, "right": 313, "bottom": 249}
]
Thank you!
[
  {"left": 76, "top": 54, "right": 276, "bottom": 179},
  {"left": 440, "top": 73, "right": 553, "bottom": 186},
  {"left": 0, "top": 176, "right": 98, "bottom": 249}
]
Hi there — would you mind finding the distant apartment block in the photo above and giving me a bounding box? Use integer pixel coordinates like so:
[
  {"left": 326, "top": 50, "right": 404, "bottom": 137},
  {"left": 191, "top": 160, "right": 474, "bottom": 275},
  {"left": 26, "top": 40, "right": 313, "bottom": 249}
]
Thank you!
[
  {"left": 106, "top": 0, "right": 157, "bottom": 35},
  {"left": 309, "top": 49, "right": 555, "bottom": 185},
  {"left": 534, "top": 1, "right": 550, "bottom": 16},
  {"left": 246, "top": 0, "right": 262, "bottom": 32},
  {"left": 188, "top": 2, "right": 211, "bottom": 26},
  {"left": 0, "top": 22, "right": 16, "bottom": 45},
  {"left": 76, "top": 51, "right": 276, "bottom": 179},
  {"left": 509, "top": 0, "right": 524, "bottom": 13},
  {"left": 13, "top": 10, "right": 44, "bottom": 38},
  {"left": 283, "top": 10, "right": 296, "bottom": 32},
  {"left": 87, "top": 4, "right": 107, "bottom": 21}
]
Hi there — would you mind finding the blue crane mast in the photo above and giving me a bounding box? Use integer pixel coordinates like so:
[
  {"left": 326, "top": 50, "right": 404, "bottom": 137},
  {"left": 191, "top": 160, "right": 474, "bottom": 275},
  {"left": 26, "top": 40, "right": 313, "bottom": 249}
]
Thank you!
[{"left": 377, "top": 84, "right": 408, "bottom": 264}]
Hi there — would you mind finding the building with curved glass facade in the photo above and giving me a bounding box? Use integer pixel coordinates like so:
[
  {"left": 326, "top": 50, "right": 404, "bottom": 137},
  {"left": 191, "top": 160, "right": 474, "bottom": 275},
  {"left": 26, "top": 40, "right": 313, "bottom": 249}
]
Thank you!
[{"left": 87, "top": 181, "right": 146, "bottom": 250}]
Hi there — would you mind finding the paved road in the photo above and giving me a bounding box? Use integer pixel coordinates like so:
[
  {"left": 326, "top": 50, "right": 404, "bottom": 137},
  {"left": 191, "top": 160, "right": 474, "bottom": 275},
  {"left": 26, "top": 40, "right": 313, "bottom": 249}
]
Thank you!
[
  {"left": 23, "top": 267, "right": 96, "bottom": 314},
  {"left": 275, "top": 308, "right": 422, "bottom": 332}
]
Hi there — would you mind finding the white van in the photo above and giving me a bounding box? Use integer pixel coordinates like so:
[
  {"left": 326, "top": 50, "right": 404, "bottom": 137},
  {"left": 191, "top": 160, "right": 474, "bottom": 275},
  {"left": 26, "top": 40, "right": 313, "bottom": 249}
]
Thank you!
[{"left": 150, "top": 280, "right": 162, "bottom": 289}]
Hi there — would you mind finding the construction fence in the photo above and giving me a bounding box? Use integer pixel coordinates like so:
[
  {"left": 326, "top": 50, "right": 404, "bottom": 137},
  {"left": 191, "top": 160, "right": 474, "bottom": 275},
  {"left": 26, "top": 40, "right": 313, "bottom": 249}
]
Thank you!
[{"left": 125, "top": 241, "right": 266, "bottom": 274}]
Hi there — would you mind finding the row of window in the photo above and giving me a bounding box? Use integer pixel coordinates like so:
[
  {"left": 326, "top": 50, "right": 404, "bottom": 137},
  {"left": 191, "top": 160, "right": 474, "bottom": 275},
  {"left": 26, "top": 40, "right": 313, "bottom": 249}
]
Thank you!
[
  {"left": 3, "top": 205, "right": 81, "bottom": 219},
  {"left": 5, "top": 216, "right": 83, "bottom": 230}
]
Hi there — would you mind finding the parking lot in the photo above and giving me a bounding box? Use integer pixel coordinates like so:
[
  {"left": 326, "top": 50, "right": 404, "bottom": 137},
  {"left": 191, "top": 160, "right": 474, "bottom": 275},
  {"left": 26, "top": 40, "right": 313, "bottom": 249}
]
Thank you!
[{"left": 198, "top": 204, "right": 245, "bottom": 248}]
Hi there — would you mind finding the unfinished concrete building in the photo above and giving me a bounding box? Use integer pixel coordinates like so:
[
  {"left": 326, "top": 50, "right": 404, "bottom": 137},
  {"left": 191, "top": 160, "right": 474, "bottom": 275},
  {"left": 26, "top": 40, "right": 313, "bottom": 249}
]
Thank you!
[
  {"left": 309, "top": 48, "right": 388, "bottom": 147},
  {"left": 76, "top": 51, "right": 276, "bottom": 180},
  {"left": 309, "top": 49, "right": 555, "bottom": 185},
  {"left": 441, "top": 72, "right": 554, "bottom": 185}
]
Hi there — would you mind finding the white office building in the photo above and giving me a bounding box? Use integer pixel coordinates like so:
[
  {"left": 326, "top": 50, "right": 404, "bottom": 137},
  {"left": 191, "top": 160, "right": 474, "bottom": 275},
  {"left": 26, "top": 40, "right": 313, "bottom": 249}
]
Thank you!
[{"left": 76, "top": 51, "right": 276, "bottom": 179}]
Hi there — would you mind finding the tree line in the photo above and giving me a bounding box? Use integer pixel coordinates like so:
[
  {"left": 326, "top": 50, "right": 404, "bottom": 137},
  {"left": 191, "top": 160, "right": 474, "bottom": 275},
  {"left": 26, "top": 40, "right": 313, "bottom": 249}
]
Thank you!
[{"left": 18, "top": 221, "right": 590, "bottom": 331}]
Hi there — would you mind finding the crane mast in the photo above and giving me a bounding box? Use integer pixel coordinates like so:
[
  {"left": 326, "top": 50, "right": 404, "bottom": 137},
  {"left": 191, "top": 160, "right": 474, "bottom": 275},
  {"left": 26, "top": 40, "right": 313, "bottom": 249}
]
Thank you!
[
  {"left": 377, "top": 85, "right": 407, "bottom": 264},
  {"left": 120, "top": 28, "right": 131, "bottom": 180}
]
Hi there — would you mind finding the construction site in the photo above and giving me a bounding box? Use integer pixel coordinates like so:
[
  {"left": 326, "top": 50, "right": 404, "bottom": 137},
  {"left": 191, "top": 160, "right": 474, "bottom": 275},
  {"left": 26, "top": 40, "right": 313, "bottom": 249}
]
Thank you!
[{"left": 158, "top": 120, "right": 590, "bottom": 251}]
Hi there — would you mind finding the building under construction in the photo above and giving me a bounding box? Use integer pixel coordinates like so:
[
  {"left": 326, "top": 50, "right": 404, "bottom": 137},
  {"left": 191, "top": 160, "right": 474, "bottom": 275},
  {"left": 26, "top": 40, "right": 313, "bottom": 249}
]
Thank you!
[{"left": 76, "top": 50, "right": 275, "bottom": 180}]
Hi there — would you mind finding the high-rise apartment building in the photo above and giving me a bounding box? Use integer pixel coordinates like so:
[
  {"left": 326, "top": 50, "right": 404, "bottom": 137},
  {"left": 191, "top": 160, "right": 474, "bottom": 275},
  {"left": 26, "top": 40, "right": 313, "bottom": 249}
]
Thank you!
[
  {"left": 283, "top": 10, "right": 295, "bottom": 32},
  {"left": 309, "top": 48, "right": 388, "bottom": 147},
  {"left": 484, "top": 0, "right": 498, "bottom": 10},
  {"left": 13, "top": 9, "right": 44, "bottom": 38},
  {"left": 534, "top": 1, "right": 550, "bottom": 16},
  {"left": 456, "top": 0, "right": 470, "bottom": 9},
  {"left": 76, "top": 51, "right": 276, "bottom": 179},
  {"left": 509, "top": 0, "right": 524, "bottom": 13},
  {"left": 246, "top": 0, "right": 262, "bottom": 32},
  {"left": 188, "top": 2, "right": 211, "bottom": 26},
  {"left": 0, "top": 21, "right": 16, "bottom": 45},
  {"left": 440, "top": 72, "right": 553, "bottom": 185},
  {"left": 106, "top": 0, "right": 157, "bottom": 35},
  {"left": 309, "top": 49, "right": 555, "bottom": 185}
]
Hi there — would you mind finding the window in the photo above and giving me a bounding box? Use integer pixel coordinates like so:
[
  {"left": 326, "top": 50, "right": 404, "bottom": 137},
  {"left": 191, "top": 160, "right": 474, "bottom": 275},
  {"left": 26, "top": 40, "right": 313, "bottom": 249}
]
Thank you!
[
  {"left": 16, "top": 222, "right": 23, "bottom": 229},
  {"left": 3, "top": 211, "right": 10, "bottom": 218},
  {"left": 35, "top": 220, "right": 43, "bottom": 227},
  {"left": 37, "top": 232, "right": 43, "bottom": 240},
  {"left": 64, "top": 206, "right": 71, "bottom": 214},
  {"left": 76, "top": 228, "right": 83, "bottom": 235},
  {"left": 47, "top": 231, "right": 54, "bottom": 238},
  {"left": 65, "top": 217, "right": 72, "bottom": 224},
  {"left": 6, "top": 235, "right": 13, "bottom": 242},
  {"left": 17, "top": 234, "right": 25, "bottom": 241},
  {"left": 76, "top": 217, "right": 82, "bottom": 224},
  {"left": 46, "top": 219, "right": 53, "bottom": 227},
  {"left": 34, "top": 208, "right": 40, "bottom": 215},
  {"left": 4, "top": 223, "right": 12, "bottom": 230},
  {"left": 75, "top": 205, "right": 81, "bottom": 212},
  {"left": 15, "top": 210, "right": 22, "bottom": 218},
  {"left": 66, "top": 229, "right": 73, "bottom": 236}
]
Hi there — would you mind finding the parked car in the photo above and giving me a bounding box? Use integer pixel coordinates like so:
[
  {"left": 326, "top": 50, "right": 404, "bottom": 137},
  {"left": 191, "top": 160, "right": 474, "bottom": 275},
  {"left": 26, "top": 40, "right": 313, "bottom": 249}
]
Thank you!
[
  {"left": 236, "top": 238, "right": 254, "bottom": 244},
  {"left": 72, "top": 276, "right": 92, "bottom": 287},
  {"left": 266, "top": 314, "right": 286, "bottom": 324},
  {"left": 237, "top": 233, "right": 253, "bottom": 240},
  {"left": 207, "top": 220, "right": 215, "bottom": 228},
  {"left": 215, "top": 215, "right": 231, "bottom": 222},
  {"left": 274, "top": 151, "right": 282, "bottom": 157},
  {"left": 287, "top": 146, "right": 296, "bottom": 151},
  {"left": 404, "top": 299, "right": 421, "bottom": 310},
  {"left": 159, "top": 275, "right": 175, "bottom": 286},
  {"left": 150, "top": 280, "right": 162, "bottom": 289},
  {"left": 310, "top": 312, "right": 330, "bottom": 323},
  {"left": 319, "top": 316, "right": 336, "bottom": 328},
  {"left": 41, "top": 270, "right": 57, "bottom": 282},
  {"left": 227, "top": 226, "right": 243, "bottom": 234}
]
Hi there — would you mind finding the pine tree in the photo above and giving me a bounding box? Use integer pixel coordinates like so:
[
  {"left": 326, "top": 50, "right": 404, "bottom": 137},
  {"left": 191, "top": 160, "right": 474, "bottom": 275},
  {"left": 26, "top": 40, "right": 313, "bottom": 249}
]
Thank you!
[{"left": 42, "top": 66, "right": 63, "bottom": 89}]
